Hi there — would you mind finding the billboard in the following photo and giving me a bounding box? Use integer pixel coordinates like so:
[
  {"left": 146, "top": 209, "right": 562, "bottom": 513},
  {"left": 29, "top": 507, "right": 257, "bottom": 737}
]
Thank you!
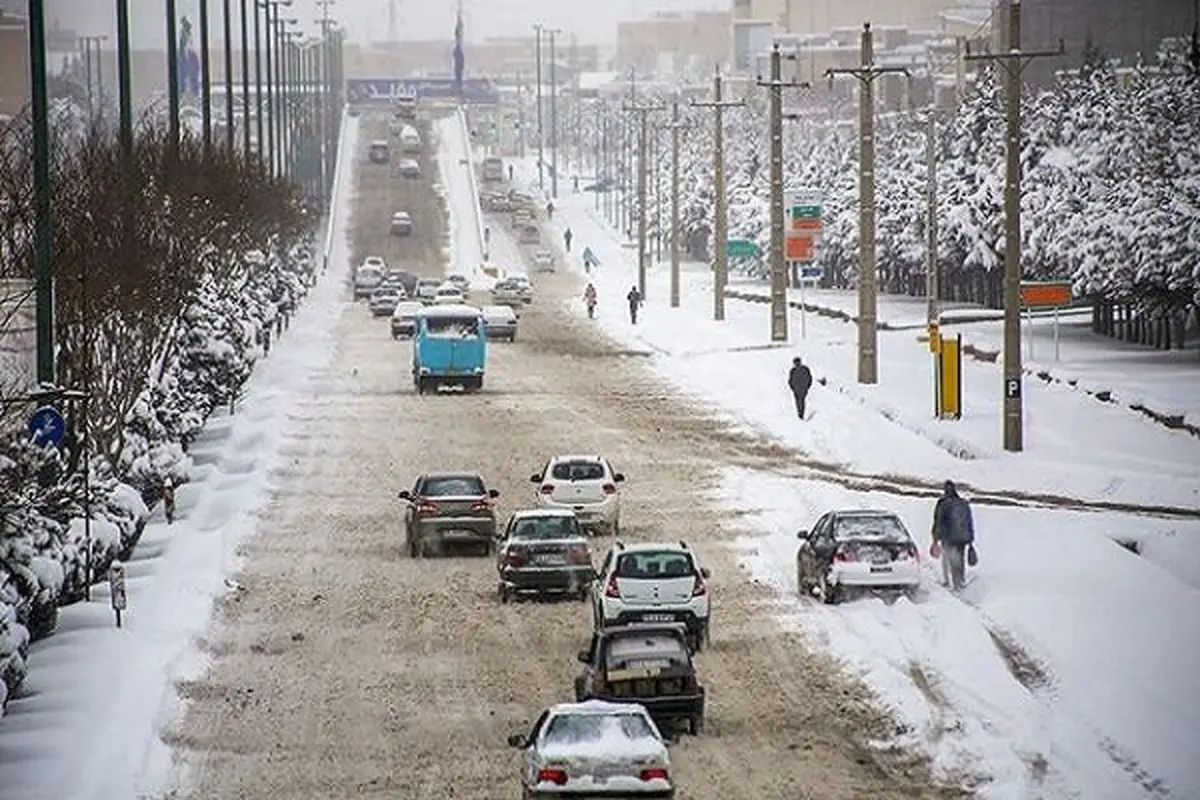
[
  {"left": 732, "top": 19, "right": 777, "bottom": 75},
  {"left": 0, "top": 279, "right": 37, "bottom": 400},
  {"left": 346, "top": 77, "right": 500, "bottom": 105}
]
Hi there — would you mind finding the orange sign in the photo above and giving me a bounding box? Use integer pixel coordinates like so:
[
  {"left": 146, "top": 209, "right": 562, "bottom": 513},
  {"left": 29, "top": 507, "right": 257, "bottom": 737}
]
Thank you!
[
  {"left": 1020, "top": 282, "right": 1072, "bottom": 307},
  {"left": 790, "top": 217, "right": 822, "bottom": 231},
  {"left": 785, "top": 235, "right": 814, "bottom": 261}
]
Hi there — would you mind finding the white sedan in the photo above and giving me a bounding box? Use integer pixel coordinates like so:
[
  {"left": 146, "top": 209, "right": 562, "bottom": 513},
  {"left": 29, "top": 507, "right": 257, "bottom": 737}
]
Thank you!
[
  {"left": 507, "top": 700, "right": 675, "bottom": 799},
  {"left": 433, "top": 284, "right": 466, "bottom": 305}
]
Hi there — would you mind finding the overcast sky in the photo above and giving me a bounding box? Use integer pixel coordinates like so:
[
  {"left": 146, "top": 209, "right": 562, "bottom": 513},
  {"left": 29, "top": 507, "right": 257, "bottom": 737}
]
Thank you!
[{"left": 52, "top": 0, "right": 731, "bottom": 48}]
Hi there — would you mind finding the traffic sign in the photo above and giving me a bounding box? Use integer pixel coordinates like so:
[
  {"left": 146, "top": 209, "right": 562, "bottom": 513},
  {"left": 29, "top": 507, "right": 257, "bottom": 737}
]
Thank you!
[
  {"left": 726, "top": 238, "right": 761, "bottom": 258},
  {"left": 785, "top": 236, "right": 814, "bottom": 261},
  {"left": 798, "top": 265, "right": 823, "bottom": 280},
  {"left": 790, "top": 216, "right": 821, "bottom": 231},
  {"left": 28, "top": 405, "right": 65, "bottom": 447},
  {"left": 1020, "top": 281, "right": 1072, "bottom": 308},
  {"left": 790, "top": 204, "right": 821, "bottom": 218}
]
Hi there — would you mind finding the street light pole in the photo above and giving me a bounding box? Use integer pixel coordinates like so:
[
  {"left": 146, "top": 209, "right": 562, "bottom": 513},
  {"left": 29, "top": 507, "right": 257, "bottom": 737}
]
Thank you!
[
  {"left": 240, "top": 0, "right": 252, "bottom": 158},
  {"left": 223, "top": 0, "right": 234, "bottom": 151},
  {"left": 668, "top": 96, "right": 683, "bottom": 308},
  {"left": 28, "top": 0, "right": 54, "bottom": 384},
  {"left": 166, "top": 0, "right": 181, "bottom": 156},
  {"left": 79, "top": 38, "right": 94, "bottom": 114},
  {"left": 199, "top": 0, "right": 213, "bottom": 150},
  {"left": 253, "top": 0, "right": 264, "bottom": 164},
  {"left": 546, "top": 28, "right": 561, "bottom": 198},
  {"left": 622, "top": 96, "right": 666, "bottom": 299},
  {"left": 533, "top": 25, "right": 544, "bottom": 192}
]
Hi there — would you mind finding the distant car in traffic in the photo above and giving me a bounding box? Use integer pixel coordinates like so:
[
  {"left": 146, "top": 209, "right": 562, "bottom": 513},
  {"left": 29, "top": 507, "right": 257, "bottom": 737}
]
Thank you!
[
  {"left": 489, "top": 279, "right": 526, "bottom": 308},
  {"left": 354, "top": 257, "right": 386, "bottom": 299},
  {"left": 390, "top": 211, "right": 413, "bottom": 236},
  {"left": 369, "top": 285, "right": 403, "bottom": 317},
  {"left": 414, "top": 277, "right": 441, "bottom": 304},
  {"left": 531, "top": 454, "right": 624, "bottom": 536},
  {"left": 368, "top": 139, "right": 390, "bottom": 164},
  {"left": 795, "top": 509, "right": 922, "bottom": 604},
  {"left": 432, "top": 284, "right": 466, "bottom": 305},
  {"left": 390, "top": 300, "right": 424, "bottom": 339},
  {"left": 531, "top": 249, "right": 555, "bottom": 272},
  {"left": 481, "top": 304, "right": 518, "bottom": 342},
  {"left": 394, "top": 158, "right": 420, "bottom": 178}
]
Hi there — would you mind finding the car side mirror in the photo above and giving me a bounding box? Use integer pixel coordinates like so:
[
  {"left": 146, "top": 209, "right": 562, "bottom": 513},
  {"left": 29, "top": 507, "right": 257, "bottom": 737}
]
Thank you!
[
  {"left": 700, "top": 568, "right": 711, "bottom": 579},
  {"left": 796, "top": 529, "right": 809, "bottom": 539},
  {"left": 506, "top": 733, "right": 525, "bottom": 748},
  {"left": 397, "top": 490, "right": 411, "bottom": 501},
  {"left": 488, "top": 488, "right": 500, "bottom": 499},
  {"left": 613, "top": 473, "right": 625, "bottom": 482},
  {"left": 577, "top": 650, "right": 590, "bottom": 664}
]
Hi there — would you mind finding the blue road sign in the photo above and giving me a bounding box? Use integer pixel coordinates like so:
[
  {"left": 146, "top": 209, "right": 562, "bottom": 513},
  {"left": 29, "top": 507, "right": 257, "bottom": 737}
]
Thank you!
[
  {"left": 346, "top": 77, "right": 499, "bottom": 105},
  {"left": 28, "top": 405, "right": 66, "bottom": 447},
  {"left": 799, "top": 266, "right": 824, "bottom": 279}
]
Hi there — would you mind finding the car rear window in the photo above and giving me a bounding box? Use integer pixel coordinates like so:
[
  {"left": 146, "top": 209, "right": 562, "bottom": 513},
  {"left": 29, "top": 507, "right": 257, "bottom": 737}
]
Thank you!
[
  {"left": 511, "top": 516, "right": 581, "bottom": 540},
  {"left": 615, "top": 551, "right": 695, "bottom": 580},
  {"left": 833, "top": 515, "right": 909, "bottom": 543},
  {"left": 421, "top": 476, "right": 484, "bottom": 496},
  {"left": 604, "top": 634, "right": 688, "bottom": 668},
  {"left": 543, "top": 712, "right": 655, "bottom": 745},
  {"left": 551, "top": 461, "right": 606, "bottom": 481}
]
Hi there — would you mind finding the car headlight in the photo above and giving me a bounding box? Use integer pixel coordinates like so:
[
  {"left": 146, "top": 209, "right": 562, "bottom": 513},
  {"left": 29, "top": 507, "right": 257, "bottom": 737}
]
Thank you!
[{"left": 419, "top": 367, "right": 430, "bottom": 375}]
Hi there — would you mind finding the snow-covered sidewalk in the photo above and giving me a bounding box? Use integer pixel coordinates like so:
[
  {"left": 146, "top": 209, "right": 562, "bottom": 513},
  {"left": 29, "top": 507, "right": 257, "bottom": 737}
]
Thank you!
[
  {"left": 522, "top": 168, "right": 1199, "bottom": 510},
  {"left": 0, "top": 114, "right": 358, "bottom": 800}
]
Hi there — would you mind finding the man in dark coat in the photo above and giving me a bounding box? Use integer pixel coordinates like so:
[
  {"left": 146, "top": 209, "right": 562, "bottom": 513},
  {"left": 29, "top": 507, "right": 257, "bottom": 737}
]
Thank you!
[
  {"left": 626, "top": 286, "right": 642, "bottom": 324},
  {"left": 932, "top": 480, "right": 975, "bottom": 590},
  {"left": 787, "top": 357, "right": 813, "bottom": 419}
]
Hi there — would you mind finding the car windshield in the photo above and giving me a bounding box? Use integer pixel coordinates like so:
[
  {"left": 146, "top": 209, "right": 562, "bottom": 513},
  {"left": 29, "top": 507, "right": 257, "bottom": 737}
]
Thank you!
[
  {"left": 615, "top": 551, "right": 695, "bottom": 580},
  {"left": 485, "top": 308, "right": 514, "bottom": 321},
  {"left": 542, "top": 712, "right": 655, "bottom": 746},
  {"left": 395, "top": 303, "right": 423, "bottom": 316},
  {"left": 833, "top": 515, "right": 909, "bottom": 543},
  {"left": 511, "top": 515, "right": 581, "bottom": 540},
  {"left": 421, "top": 475, "right": 485, "bottom": 497},
  {"left": 373, "top": 287, "right": 398, "bottom": 297},
  {"left": 425, "top": 316, "right": 480, "bottom": 337},
  {"left": 550, "top": 461, "right": 605, "bottom": 481},
  {"left": 604, "top": 634, "right": 688, "bottom": 668}
]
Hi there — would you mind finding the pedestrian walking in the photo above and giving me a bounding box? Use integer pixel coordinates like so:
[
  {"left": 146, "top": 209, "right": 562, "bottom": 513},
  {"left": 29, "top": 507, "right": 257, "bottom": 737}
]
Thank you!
[
  {"left": 930, "top": 480, "right": 977, "bottom": 591},
  {"left": 508, "top": 164, "right": 514, "bottom": 181},
  {"left": 563, "top": 227, "right": 573, "bottom": 252},
  {"left": 573, "top": 175, "right": 580, "bottom": 192},
  {"left": 583, "top": 283, "right": 597, "bottom": 319},
  {"left": 546, "top": 200, "right": 555, "bottom": 219},
  {"left": 787, "top": 357, "right": 813, "bottom": 419},
  {"left": 163, "top": 478, "right": 177, "bottom": 525},
  {"left": 626, "top": 286, "right": 642, "bottom": 324}
]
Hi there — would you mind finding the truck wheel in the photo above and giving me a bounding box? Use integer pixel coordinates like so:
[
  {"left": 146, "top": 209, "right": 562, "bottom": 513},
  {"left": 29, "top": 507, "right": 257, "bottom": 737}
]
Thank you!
[{"left": 415, "top": 377, "right": 425, "bottom": 395}]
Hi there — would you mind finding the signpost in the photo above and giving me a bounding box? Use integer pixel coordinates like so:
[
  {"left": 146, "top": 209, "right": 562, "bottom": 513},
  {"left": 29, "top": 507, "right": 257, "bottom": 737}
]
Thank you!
[
  {"left": 345, "top": 77, "right": 500, "bottom": 105},
  {"left": 28, "top": 404, "right": 65, "bottom": 447},
  {"left": 785, "top": 190, "right": 823, "bottom": 339},
  {"left": 1020, "top": 280, "right": 1073, "bottom": 361},
  {"left": 726, "top": 238, "right": 761, "bottom": 259}
]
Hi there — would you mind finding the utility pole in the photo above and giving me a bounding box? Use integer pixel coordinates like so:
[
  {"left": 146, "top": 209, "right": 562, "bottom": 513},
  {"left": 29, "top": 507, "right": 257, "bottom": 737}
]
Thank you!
[
  {"left": 262, "top": 1, "right": 275, "bottom": 175},
  {"left": 166, "top": 0, "right": 181, "bottom": 156},
  {"left": 965, "top": 1, "right": 1062, "bottom": 452},
  {"left": 28, "top": 0, "right": 53, "bottom": 384},
  {"left": 827, "top": 23, "right": 909, "bottom": 382},
  {"left": 756, "top": 44, "right": 809, "bottom": 343},
  {"left": 240, "top": 0, "right": 252, "bottom": 158},
  {"left": 925, "top": 112, "right": 938, "bottom": 324},
  {"left": 668, "top": 96, "right": 683, "bottom": 308},
  {"left": 222, "top": 0, "right": 234, "bottom": 151},
  {"left": 199, "top": 0, "right": 212, "bottom": 150},
  {"left": 533, "top": 25, "right": 544, "bottom": 191},
  {"left": 546, "top": 28, "right": 562, "bottom": 198},
  {"left": 622, "top": 93, "right": 666, "bottom": 299},
  {"left": 692, "top": 65, "right": 744, "bottom": 321}
]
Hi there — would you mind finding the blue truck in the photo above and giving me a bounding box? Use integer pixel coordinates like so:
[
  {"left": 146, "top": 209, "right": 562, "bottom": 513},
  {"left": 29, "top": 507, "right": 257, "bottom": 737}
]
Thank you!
[{"left": 412, "top": 304, "right": 488, "bottom": 394}]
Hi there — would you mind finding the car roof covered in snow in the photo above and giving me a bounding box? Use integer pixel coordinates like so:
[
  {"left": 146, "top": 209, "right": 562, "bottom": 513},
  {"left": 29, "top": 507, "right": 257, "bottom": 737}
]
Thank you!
[
  {"left": 482, "top": 304, "right": 517, "bottom": 317},
  {"left": 549, "top": 454, "right": 604, "bottom": 464},
  {"left": 510, "top": 508, "right": 577, "bottom": 520},
  {"left": 416, "top": 303, "right": 481, "bottom": 318},
  {"left": 547, "top": 699, "right": 655, "bottom": 717}
]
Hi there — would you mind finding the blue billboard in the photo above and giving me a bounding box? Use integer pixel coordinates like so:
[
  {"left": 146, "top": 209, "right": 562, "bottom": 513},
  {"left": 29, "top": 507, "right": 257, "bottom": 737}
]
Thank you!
[{"left": 346, "top": 77, "right": 499, "bottom": 105}]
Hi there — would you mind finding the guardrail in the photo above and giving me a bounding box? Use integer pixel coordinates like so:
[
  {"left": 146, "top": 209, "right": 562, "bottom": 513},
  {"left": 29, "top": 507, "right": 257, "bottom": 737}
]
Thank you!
[
  {"left": 322, "top": 106, "right": 352, "bottom": 270},
  {"left": 455, "top": 106, "right": 488, "bottom": 262}
]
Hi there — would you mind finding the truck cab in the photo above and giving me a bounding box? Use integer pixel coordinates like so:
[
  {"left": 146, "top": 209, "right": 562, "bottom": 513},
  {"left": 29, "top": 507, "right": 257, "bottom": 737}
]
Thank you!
[{"left": 412, "top": 304, "right": 488, "bottom": 395}]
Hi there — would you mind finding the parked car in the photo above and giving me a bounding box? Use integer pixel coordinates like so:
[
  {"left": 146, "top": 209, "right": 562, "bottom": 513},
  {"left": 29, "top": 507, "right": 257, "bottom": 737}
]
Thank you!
[
  {"left": 398, "top": 471, "right": 500, "bottom": 557},
  {"left": 495, "top": 509, "right": 594, "bottom": 602},
  {"left": 369, "top": 285, "right": 403, "bottom": 317},
  {"left": 507, "top": 700, "right": 675, "bottom": 798},
  {"left": 394, "top": 158, "right": 420, "bottom": 178},
  {"left": 391, "top": 300, "right": 425, "bottom": 339},
  {"left": 574, "top": 622, "right": 705, "bottom": 737},
  {"left": 530, "top": 455, "right": 623, "bottom": 535},
  {"left": 411, "top": 304, "right": 487, "bottom": 394},
  {"left": 531, "top": 249, "right": 555, "bottom": 272},
  {"left": 414, "top": 277, "right": 441, "bottom": 305},
  {"left": 368, "top": 139, "right": 390, "bottom": 164},
  {"left": 481, "top": 304, "right": 518, "bottom": 342},
  {"left": 354, "top": 256, "right": 386, "bottom": 299},
  {"left": 390, "top": 211, "right": 413, "bottom": 237},
  {"left": 795, "top": 509, "right": 922, "bottom": 604},
  {"left": 593, "top": 541, "right": 711, "bottom": 652}
]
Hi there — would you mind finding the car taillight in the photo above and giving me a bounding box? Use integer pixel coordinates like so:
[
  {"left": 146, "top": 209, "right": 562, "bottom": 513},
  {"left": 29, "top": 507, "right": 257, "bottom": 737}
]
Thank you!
[
  {"left": 470, "top": 499, "right": 491, "bottom": 512},
  {"left": 539, "top": 484, "right": 555, "bottom": 495},
  {"left": 567, "top": 545, "right": 590, "bottom": 565},
  {"left": 833, "top": 547, "right": 857, "bottom": 563},
  {"left": 691, "top": 573, "right": 707, "bottom": 597},
  {"left": 639, "top": 767, "right": 669, "bottom": 782},
  {"left": 604, "top": 573, "right": 621, "bottom": 598},
  {"left": 505, "top": 550, "right": 526, "bottom": 568},
  {"left": 536, "top": 768, "right": 568, "bottom": 785},
  {"left": 602, "top": 483, "right": 617, "bottom": 495},
  {"left": 416, "top": 500, "right": 438, "bottom": 515},
  {"left": 900, "top": 545, "right": 919, "bottom": 562}
]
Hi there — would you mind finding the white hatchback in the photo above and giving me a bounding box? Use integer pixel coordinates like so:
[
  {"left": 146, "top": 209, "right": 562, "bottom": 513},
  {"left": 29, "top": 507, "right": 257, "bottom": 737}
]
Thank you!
[{"left": 530, "top": 455, "right": 624, "bottom": 535}]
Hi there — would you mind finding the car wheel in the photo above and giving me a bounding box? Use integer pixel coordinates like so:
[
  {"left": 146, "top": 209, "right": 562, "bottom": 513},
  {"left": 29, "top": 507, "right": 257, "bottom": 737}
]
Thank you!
[
  {"left": 573, "top": 676, "right": 586, "bottom": 702},
  {"left": 498, "top": 583, "right": 511, "bottom": 604},
  {"left": 688, "top": 715, "right": 703, "bottom": 736},
  {"left": 818, "top": 571, "right": 841, "bottom": 605}
]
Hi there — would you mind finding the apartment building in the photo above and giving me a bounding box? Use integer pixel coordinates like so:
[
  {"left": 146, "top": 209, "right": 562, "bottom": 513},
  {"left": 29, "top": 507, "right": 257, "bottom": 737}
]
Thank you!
[{"left": 615, "top": 10, "right": 733, "bottom": 75}]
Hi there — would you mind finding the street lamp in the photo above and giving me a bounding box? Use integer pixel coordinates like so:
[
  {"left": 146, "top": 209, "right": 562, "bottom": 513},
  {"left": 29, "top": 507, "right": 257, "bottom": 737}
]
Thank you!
[
  {"left": 262, "top": 0, "right": 294, "bottom": 178},
  {"left": 166, "top": 0, "right": 180, "bottom": 156}
]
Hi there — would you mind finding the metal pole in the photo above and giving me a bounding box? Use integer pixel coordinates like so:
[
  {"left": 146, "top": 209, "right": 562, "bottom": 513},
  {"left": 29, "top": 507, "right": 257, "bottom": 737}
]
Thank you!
[
  {"left": 637, "top": 110, "right": 649, "bottom": 297},
  {"left": 29, "top": 0, "right": 54, "bottom": 384},
  {"left": 1001, "top": 1, "right": 1023, "bottom": 450},
  {"left": 274, "top": 17, "right": 284, "bottom": 175},
  {"left": 549, "top": 30, "right": 558, "bottom": 198},
  {"left": 669, "top": 97, "right": 680, "bottom": 308},
  {"left": 534, "top": 26, "right": 544, "bottom": 191},
  {"left": 768, "top": 45, "right": 787, "bottom": 343},
  {"left": 118, "top": 0, "right": 134, "bottom": 160},
  {"left": 253, "top": 0, "right": 263, "bottom": 163},
  {"left": 263, "top": 3, "right": 274, "bottom": 175},
  {"left": 713, "top": 73, "right": 727, "bottom": 321},
  {"left": 240, "top": 0, "right": 252, "bottom": 158},
  {"left": 857, "top": 25, "right": 877, "bottom": 380},
  {"left": 596, "top": 107, "right": 603, "bottom": 212},
  {"left": 925, "top": 113, "right": 938, "bottom": 324},
  {"left": 166, "top": 0, "right": 181, "bottom": 155},
  {"left": 223, "top": 0, "right": 234, "bottom": 151},
  {"left": 82, "top": 38, "right": 94, "bottom": 113},
  {"left": 94, "top": 38, "right": 105, "bottom": 122},
  {"left": 200, "top": 0, "right": 213, "bottom": 150}
]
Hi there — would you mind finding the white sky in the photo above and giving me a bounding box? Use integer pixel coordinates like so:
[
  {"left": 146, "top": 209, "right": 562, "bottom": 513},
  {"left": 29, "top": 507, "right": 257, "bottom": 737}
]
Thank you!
[{"left": 50, "top": 0, "right": 732, "bottom": 47}]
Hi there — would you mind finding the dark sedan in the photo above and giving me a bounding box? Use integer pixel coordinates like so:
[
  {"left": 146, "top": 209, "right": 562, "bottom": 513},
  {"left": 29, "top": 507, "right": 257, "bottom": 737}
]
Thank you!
[
  {"left": 399, "top": 472, "right": 499, "bottom": 558},
  {"left": 496, "top": 509, "right": 594, "bottom": 602}
]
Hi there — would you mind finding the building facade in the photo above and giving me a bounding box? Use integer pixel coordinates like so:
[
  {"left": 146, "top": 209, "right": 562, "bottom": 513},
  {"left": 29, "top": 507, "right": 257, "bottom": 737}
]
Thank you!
[
  {"left": 0, "top": 13, "right": 28, "bottom": 117},
  {"left": 615, "top": 11, "right": 732, "bottom": 75}
]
